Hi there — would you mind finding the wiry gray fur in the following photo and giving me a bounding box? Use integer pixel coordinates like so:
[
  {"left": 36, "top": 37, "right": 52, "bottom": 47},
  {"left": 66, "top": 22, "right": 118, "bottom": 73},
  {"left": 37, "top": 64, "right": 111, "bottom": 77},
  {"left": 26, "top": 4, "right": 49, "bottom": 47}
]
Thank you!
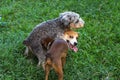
[{"left": 23, "top": 11, "right": 84, "bottom": 66}]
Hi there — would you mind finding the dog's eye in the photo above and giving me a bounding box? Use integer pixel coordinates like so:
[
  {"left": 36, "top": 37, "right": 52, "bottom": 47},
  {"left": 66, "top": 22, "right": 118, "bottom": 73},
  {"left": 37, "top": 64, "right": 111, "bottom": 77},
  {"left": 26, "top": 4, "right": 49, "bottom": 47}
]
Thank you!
[
  {"left": 75, "top": 20, "right": 79, "bottom": 23},
  {"left": 69, "top": 36, "right": 73, "bottom": 38},
  {"left": 76, "top": 37, "right": 78, "bottom": 40}
]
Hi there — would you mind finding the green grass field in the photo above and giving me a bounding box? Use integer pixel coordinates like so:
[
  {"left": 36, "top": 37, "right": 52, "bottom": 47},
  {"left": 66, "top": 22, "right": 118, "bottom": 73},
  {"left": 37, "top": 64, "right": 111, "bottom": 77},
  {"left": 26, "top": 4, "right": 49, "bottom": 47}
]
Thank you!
[{"left": 0, "top": 0, "right": 120, "bottom": 80}]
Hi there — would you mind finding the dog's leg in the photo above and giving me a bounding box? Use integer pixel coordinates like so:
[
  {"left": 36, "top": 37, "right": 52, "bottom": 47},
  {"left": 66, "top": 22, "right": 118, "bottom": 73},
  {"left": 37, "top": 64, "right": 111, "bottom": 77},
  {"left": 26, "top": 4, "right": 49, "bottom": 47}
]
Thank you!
[
  {"left": 24, "top": 47, "right": 29, "bottom": 56},
  {"left": 45, "top": 63, "right": 51, "bottom": 80},
  {"left": 33, "top": 45, "right": 46, "bottom": 67},
  {"left": 42, "top": 62, "right": 45, "bottom": 70},
  {"left": 37, "top": 55, "right": 46, "bottom": 67},
  {"left": 61, "top": 57, "right": 66, "bottom": 67},
  {"left": 37, "top": 58, "right": 43, "bottom": 67},
  {"left": 53, "top": 60, "right": 63, "bottom": 80},
  {"left": 24, "top": 46, "right": 33, "bottom": 58},
  {"left": 37, "top": 61, "right": 41, "bottom": 67},
  {"left": 61, "top": 53, "right": 67, "bottom": 67}
]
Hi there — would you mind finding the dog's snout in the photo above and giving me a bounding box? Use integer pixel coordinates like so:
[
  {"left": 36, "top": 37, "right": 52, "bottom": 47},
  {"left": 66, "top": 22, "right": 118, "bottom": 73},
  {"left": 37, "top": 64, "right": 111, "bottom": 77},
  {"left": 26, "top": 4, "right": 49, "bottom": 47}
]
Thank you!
[
  {"left": 67, "top": 40, "right": 69, "bottom": 43},
  {"left": 74, "top": 42, "right": 77, "bottom": 46}
]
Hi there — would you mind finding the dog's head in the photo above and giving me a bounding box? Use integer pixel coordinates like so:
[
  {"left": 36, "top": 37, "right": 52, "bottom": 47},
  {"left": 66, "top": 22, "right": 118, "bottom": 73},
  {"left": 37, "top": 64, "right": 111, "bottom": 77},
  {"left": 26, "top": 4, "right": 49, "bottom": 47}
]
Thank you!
[
  {"left": 63, "top": 30, "right": 79, "bottom": 52},
  {"left": 60, "top": 11, "right": 85, "bottom": 28}
]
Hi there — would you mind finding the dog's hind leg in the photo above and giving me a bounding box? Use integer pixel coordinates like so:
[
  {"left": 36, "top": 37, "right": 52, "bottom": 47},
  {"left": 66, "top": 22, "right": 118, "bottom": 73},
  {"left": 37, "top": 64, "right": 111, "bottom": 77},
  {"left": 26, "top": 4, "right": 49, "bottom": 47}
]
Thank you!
[
  {"left": 45, "top": 65, "right": 51, "bottom": 80},
  {"left": 61, "top": 57, "right": 66, "bottom": 67},
  {"left": 31, "top": 44, "right": 46, "bottom": 66},
  {"left": 24, "top": 47, "right": 33, "bottom": 57},
  {"left": 37, "top": 54, "right": 46, "bottom": 67},
  {"left": 53, "top": 60, "right": 63, "bottom": 80},
  {"left": 24, "top": 47, "right": 29, "bottom": 56},
  {"left": 45, "top": 59, "right": 51, "bottom": 80}
]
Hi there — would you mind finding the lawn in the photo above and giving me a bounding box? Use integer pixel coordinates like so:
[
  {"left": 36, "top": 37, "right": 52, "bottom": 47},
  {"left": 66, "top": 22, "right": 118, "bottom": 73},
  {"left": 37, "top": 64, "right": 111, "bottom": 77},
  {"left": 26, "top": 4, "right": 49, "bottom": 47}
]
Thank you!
[{"left": 0, "top": 0, "right": 120, "bottom": 80}]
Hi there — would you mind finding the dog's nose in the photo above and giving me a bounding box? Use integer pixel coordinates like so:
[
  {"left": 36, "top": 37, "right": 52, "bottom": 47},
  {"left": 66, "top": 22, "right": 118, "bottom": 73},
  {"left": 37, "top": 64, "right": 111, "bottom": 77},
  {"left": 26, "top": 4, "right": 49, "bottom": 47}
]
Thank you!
[{"left": 74, "top": 42, "right": 77, "bottom": 46}]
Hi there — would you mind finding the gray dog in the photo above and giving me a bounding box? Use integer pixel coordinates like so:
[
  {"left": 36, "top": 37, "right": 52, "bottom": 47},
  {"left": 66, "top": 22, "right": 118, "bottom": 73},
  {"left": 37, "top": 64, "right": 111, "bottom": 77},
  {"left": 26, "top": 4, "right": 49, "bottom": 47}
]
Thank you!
[{"left": 23, "top": 11, "right": 84, "bottom": 67}]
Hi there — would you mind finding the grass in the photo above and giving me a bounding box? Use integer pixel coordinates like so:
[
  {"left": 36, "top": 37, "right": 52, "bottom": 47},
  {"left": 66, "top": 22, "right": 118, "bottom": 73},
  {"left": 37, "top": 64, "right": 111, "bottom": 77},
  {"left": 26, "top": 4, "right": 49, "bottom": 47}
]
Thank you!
[{"left": 0, "top": 0, "right": 120, "bottom": 80}]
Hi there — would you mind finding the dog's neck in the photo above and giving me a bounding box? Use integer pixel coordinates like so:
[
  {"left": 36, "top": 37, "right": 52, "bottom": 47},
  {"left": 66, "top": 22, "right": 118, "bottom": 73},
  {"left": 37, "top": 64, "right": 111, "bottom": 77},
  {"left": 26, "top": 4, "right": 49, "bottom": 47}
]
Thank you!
[
  {"left": 57, "top": 38, "right": 69, "bottom": 48},
  {"left": 62, "top": 39, "right": 69, "bottom": 48},
  {"left": 47, "top": 38, "right": 69, "bottom": 50}
]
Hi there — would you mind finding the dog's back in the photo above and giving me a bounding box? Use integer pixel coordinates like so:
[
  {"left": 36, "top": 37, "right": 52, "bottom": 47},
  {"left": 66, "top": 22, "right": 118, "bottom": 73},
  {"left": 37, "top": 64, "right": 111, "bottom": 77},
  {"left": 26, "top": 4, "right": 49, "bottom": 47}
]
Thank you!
[{"left": 46, "top": 39, "right": 68, "bottom": 59}]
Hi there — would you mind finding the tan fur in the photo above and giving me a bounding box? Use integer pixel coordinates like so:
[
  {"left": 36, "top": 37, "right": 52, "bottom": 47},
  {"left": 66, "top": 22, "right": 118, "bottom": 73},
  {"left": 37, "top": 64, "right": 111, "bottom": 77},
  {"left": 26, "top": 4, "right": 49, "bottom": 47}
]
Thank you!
[{"left": 42, "top": 30, "right": 79, "bottom": 80}]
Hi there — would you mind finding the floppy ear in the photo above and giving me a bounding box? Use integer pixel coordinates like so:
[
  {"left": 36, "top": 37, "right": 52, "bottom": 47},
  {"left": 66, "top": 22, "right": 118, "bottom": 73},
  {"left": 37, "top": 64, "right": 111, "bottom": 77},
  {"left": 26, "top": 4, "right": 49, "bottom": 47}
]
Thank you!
[{"left": 60, "top": 14, "right": 71, "bottom": 26}]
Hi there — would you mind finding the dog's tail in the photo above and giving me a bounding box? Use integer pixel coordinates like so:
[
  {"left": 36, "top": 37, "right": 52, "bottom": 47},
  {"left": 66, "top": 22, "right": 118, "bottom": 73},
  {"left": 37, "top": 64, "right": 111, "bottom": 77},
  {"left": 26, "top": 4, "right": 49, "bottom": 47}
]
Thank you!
[{"left": 23, "top": 39, "right": 30, "bottom": 46}]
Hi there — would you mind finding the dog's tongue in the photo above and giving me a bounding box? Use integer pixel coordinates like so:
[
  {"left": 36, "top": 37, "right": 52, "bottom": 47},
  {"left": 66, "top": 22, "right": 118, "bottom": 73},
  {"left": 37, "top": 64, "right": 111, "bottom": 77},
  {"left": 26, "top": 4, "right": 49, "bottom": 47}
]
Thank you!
[
  {"left": 70, "top": 44, "right": 78, "bottom": 52},
  {"left": 72, "top": 46, "right": 78, "bottom": 52}
]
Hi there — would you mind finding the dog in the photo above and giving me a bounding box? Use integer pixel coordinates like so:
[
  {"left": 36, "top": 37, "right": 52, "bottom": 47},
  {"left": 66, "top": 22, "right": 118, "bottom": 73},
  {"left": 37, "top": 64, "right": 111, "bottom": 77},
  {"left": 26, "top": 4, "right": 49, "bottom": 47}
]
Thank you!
[
  {"left": 41, "top": 30, "right": 79, "bottom": 80},
  {"left": 23, "top": 11, "right": 84, "bottom": 66}
]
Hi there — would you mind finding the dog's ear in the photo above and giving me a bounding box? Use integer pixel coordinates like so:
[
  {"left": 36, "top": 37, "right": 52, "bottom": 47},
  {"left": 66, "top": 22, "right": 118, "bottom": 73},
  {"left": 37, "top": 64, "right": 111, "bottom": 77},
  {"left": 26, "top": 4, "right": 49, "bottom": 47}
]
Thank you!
[
  {"left": 60, "top": 14, "right": 71, "bottom": 26},
  {"left": 60, "top": 11, "right": 80, "bottom": 26}
]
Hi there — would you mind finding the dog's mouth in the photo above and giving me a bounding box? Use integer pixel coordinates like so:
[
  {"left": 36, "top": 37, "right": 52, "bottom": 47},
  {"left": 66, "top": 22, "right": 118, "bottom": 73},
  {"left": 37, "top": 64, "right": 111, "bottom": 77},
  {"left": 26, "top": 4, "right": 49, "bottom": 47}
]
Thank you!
[{"left": 67, "top": 43, "right": 78, "bottom": 52}]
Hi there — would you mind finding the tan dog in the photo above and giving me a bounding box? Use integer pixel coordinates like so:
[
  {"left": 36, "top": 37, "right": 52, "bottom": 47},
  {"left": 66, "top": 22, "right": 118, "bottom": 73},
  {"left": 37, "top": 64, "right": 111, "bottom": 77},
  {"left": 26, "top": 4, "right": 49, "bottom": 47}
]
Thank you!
[{"left": 41, "top": 30, "right": 79, "bottom": 80}]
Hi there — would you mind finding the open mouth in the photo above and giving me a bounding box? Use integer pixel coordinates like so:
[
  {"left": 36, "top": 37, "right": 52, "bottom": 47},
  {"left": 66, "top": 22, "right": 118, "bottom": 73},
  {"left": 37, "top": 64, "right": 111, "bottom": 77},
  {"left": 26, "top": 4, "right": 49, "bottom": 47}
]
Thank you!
[{"left": 68, "top": 43, "right": 78, "bottom": 52}]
